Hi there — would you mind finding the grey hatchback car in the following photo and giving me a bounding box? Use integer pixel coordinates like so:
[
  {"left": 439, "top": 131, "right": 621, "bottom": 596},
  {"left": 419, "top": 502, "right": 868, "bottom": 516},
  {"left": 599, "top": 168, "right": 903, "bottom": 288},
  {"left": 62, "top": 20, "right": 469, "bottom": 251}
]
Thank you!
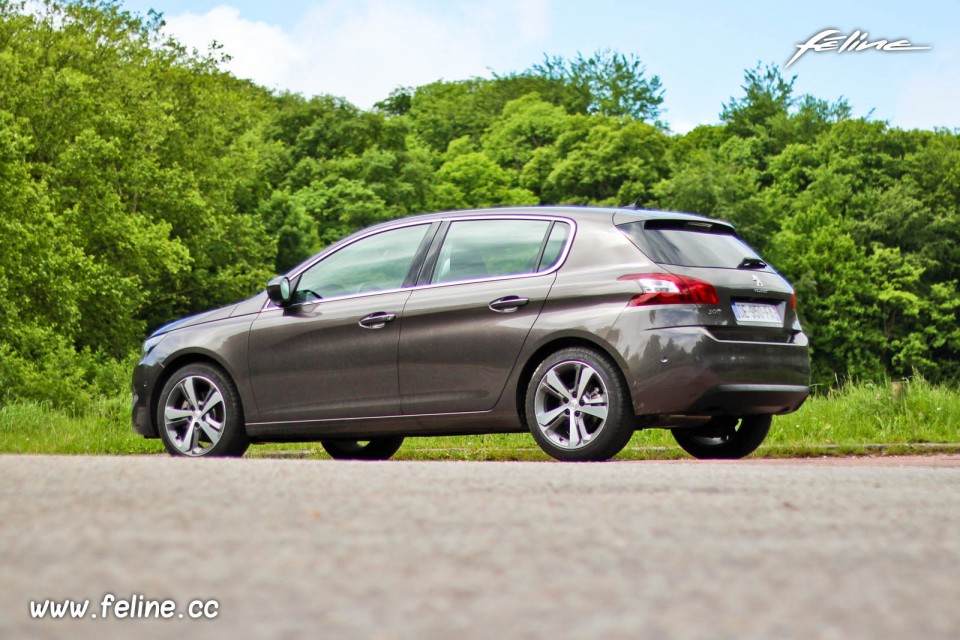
[{"left": 133, "top": 206, "right": 810, "bottom": 461}]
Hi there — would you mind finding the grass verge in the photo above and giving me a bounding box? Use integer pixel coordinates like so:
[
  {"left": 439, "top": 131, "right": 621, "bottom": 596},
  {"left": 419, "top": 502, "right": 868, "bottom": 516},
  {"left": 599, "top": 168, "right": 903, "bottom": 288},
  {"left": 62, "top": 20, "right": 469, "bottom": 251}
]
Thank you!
[{"left": 0, "top": 377, "right": 957, "bottom": 460}]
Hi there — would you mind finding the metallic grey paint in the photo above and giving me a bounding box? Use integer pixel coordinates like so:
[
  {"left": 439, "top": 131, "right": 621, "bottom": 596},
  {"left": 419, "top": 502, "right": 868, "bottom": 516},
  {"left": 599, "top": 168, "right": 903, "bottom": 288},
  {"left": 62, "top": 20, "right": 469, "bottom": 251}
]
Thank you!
[
  {"left": 133, "top": 206, "right": 811, "bottom": 444},
  {"left": 248, "top": 290, "right": 413, "bottom": 422},
  {"left": 399, "top": 274, "right": 555, "bottom": 414}
]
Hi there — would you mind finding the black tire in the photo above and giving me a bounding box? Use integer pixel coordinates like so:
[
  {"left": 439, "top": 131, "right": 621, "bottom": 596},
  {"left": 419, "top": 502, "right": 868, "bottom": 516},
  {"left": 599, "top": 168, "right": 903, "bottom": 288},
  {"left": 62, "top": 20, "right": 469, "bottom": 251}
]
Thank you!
[
  {"left": 321, "top": 437, "right": 405, "bottom": 460},
  {"left": 525, "top": 347, "right": 634, "bottom": 462},
  {"left": 671, "top": 415, "right": 772, "bottom": 460},
  {"left": 156, "top": 363, "right": 249, "bottom": 457}
]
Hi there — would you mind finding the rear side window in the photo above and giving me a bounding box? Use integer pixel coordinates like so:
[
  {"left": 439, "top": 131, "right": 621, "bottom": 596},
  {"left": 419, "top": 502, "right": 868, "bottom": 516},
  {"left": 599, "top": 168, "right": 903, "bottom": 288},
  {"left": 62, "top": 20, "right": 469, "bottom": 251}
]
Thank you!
[
  {"left": 432, "top": 219, "right": 558, "bottom": 284},
  {"left": 539, "top": 222, "right": 570, "bottom": 271},
  {"left": 618, "top": 220, "right": 761, "bottom": 268}
]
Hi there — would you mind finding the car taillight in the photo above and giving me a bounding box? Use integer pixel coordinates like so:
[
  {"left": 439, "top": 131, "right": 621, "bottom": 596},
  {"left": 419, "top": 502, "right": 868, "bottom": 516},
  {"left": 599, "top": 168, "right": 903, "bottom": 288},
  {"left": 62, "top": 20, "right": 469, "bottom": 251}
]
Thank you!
[
  {"left": 791, "top": 293, "right": 796, "bottom": 309},
  {"left": 618, "top": 273, "right": 719, "bottom": 306}
]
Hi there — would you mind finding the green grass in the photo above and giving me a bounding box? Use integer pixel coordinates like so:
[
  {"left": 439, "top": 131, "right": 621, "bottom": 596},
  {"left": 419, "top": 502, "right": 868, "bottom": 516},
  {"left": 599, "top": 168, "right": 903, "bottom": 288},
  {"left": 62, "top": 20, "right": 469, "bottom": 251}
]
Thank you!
[
  {"left": 1, "top": 377, "right": 958, "bottom": 459},
  {"left": 0, "top": 395, "right": 163, "bottom": 455}
]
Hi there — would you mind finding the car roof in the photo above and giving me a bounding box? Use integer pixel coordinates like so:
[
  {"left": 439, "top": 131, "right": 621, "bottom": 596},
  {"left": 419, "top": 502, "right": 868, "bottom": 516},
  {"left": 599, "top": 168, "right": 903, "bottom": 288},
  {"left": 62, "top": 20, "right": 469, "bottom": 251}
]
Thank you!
[
  {"left": 286, "top": 206, "right": 736, "bottom": 276},
  {"left": 366, "top": 205, "right": 730, "bottom": 229}
]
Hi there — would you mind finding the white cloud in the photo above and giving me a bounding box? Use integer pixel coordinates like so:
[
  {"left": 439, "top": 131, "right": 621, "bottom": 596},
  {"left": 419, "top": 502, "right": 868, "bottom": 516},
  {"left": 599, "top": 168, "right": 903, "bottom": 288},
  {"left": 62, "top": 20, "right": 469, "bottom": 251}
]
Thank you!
[
  {"left": 668, "top": 120, "right": 707, "bottom": 135},
  {"left": 161, "top": 1, "right": 552, "bottom": 107},
  {"left": 166, "top": 6, "right": 303, "bottom": 88}
]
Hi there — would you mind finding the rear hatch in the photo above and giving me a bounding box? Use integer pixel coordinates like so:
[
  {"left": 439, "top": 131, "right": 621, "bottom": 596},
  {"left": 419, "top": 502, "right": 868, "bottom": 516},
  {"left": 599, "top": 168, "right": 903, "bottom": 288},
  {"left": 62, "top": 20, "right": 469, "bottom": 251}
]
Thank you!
[{"left": 617, "top": 217, "right": 799, "bottom": 342}]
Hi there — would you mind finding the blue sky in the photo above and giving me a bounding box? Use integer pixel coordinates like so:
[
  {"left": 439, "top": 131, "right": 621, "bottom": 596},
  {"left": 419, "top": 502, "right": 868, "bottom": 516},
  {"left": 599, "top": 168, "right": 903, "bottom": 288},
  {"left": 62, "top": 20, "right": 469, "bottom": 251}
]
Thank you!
[{"left": 120, "top": 0, "right": 959, "bottom": 133}]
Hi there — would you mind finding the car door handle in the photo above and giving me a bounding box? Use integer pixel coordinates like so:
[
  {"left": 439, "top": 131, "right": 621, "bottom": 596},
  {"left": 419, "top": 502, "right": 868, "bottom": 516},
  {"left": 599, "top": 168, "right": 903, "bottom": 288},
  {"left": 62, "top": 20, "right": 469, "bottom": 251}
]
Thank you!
[
  {"left": 488, "top": 296, "right": 529, "bottom": 313},
  {"left": 358, "top": 312, "right": 397, "bottom": 329}
]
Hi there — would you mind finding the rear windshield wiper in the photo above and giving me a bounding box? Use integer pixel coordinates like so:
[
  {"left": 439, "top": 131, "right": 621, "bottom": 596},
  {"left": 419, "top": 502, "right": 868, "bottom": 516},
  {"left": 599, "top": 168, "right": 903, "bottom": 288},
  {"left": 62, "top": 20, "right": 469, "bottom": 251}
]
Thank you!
[{"left": 737, "top": 257, "right": 767, "bottom": 269}]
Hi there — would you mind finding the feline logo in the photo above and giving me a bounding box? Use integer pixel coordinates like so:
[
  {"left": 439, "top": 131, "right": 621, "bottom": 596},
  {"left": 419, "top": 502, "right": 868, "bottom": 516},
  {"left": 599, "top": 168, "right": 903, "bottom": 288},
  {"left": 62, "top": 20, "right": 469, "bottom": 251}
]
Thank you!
[{"left": 786, "top": 29, "right": 931, "bottom": 68}]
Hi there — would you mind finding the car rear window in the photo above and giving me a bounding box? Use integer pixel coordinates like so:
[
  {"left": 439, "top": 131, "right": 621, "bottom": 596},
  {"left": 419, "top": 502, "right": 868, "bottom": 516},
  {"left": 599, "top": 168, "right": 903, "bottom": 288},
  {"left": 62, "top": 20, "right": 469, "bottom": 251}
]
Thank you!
[{"left": 618, "top": 219, "right": 762, "bottom": 268}]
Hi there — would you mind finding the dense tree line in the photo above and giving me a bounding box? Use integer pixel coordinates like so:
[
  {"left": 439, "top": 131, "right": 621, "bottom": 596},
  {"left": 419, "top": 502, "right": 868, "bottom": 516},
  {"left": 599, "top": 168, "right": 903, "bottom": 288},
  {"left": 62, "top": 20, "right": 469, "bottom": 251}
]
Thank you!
[{"left": 0, "top": 1, "right": 957, "bottom": 409}]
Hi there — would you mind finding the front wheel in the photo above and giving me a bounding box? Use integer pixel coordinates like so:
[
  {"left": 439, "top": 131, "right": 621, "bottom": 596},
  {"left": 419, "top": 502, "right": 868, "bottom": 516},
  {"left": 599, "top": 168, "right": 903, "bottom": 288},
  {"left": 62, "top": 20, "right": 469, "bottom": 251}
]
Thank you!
[
  {"left": 156, "top": 363, "right": 249, "bottom": 457},
  {"left": 525, "top": 347, "right": 634, "bottom": 462},
  {"left": 321, "top": 437, "right": 405, "bottom": 460},
  {"left": 671, "top": 415, "right": 772, "bottom": 459}
]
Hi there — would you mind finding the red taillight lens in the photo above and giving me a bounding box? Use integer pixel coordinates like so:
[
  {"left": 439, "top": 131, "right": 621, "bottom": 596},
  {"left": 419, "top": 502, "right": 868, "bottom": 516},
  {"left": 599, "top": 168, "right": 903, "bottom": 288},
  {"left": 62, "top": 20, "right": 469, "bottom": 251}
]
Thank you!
[
  {"left": 790, "top": 293, "right": 796, "bottom": 309},
  {"left": 619, "top": 273, "right": 719, "bottom": 306}
]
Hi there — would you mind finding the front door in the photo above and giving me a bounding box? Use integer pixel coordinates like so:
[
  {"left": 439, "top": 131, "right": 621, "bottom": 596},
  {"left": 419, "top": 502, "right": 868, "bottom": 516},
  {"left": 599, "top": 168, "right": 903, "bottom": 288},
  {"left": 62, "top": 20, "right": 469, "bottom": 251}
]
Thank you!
[{"left": 247, "top": 223, "right": 431, "bottom": 423}]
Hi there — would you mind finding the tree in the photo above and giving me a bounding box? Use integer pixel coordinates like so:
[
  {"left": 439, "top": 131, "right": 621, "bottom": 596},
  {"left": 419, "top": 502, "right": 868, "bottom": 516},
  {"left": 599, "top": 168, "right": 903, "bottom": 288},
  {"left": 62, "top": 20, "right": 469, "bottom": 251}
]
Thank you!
[
  {"left": 529, "top": 49, "right": 664, "bottom": 123},
  {"left": 721, "top": 63, "right": 796, "bottom": 136},
  {"left": 482, "top": 94, "right": 569, "bottom": 173},
  {"left": 2, "top": 0, "right": 959, "bottom": 415},
  {"left": 374, "top": 86, "right": 413, "bottom": 116},
  {"left": 431, "top": 149, "right": 538, "bottom": 211},
  {"left": 0, "top": 0, "right": 276, "bottom": 406},
  {"left": 540, "top": 116, "right": 669, "bottom": 205}
]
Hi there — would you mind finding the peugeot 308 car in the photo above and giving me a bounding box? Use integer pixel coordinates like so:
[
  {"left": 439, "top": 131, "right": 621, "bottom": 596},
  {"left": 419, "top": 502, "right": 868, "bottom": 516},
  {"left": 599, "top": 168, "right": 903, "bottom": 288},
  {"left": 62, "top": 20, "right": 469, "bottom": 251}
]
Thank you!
[{"left": 132, "top": 206, "right": 810, "bottom": 461}]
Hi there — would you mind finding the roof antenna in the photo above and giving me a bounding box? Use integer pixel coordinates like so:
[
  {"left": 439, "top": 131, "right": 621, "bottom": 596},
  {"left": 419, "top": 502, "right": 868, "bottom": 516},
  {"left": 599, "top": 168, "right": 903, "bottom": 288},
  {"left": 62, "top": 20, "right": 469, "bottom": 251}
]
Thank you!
[{"left": 623, "top": 196, "right": 643, "bottom": 210}]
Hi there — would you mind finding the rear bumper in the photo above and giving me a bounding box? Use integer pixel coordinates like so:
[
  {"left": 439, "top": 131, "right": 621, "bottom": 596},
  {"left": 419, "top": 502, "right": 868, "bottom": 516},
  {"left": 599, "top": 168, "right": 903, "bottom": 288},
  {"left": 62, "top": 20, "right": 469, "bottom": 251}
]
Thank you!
[
  {"left": 683, "top": 383, "right": 809, "bottom": 415},
  {"left": 616, "top": 326, "right": 811, "bottom": 417}
]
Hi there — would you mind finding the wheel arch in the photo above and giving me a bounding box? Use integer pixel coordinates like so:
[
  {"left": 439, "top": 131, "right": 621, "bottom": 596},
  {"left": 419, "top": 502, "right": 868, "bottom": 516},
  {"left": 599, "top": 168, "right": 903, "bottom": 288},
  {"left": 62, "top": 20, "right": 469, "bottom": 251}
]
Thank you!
[
  {"left": 514, "top": 334, "right": 633, "bottom": 430},
  {"left": 148, "top": 351, "right": 247, "bottom": 439}
]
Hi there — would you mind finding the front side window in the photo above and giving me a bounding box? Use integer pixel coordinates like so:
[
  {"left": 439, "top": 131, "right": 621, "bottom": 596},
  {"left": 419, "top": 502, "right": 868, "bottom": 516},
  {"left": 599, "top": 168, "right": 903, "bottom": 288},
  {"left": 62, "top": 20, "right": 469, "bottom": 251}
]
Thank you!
[
  {"left": 432, "top": 219, "right": 554, "bottom": 284},
  {"left": 295, "top": 224, "right": 429, "bottom": 301}
]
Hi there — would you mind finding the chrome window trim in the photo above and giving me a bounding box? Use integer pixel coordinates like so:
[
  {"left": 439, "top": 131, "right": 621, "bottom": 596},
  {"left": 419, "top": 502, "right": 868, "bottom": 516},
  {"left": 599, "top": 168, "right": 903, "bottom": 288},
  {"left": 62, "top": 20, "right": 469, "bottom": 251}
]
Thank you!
[{"left": 260, "top": 215, "right": 577, "bottom": 312}]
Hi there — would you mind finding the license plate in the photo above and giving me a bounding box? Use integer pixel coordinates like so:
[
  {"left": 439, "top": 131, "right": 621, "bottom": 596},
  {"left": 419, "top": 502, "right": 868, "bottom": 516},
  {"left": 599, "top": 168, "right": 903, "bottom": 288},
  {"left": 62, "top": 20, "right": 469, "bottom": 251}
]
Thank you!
[{"left": 732, "top": 302, "right": 782, "bottom": 325}]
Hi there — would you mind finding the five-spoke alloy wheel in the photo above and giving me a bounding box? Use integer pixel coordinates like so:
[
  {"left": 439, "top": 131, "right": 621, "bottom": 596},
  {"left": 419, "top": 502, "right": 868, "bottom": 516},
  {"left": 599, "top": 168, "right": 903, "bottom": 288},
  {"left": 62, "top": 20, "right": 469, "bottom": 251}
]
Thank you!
[
  {"left": 526, "top": 347, "right": 633, "bottom": 461},
  {"left": 157, "top": 363, "right": 249, "bottom": 457}
]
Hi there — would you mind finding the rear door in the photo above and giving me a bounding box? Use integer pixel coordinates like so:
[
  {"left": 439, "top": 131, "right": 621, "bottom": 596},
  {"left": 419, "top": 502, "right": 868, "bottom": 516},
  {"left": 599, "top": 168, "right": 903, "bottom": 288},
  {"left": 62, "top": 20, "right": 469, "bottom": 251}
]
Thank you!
[{"left": 398, "top": 218, "right": 571, "bottom": 415}]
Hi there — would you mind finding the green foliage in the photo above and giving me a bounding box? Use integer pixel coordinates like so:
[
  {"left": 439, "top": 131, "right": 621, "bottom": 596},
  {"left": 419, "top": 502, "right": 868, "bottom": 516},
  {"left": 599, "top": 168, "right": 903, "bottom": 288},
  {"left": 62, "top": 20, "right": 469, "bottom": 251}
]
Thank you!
[
  {"left": 373, "top": 86, "right": 414, "bottom": 116},
  {"left": 722, "top": 63, "right": 797, "bottom": 137},
  {"left": 263, "top": 92, "right": 436, "bottom": 257},
  {"left": 482, "top": 94, "right": 569, "bottom": 172},
  {"left": 432, "top": 150, "right": 537, "bottom": 211},
  {"left": 0, "top": 0, "right": 274, "bottom": 407},
  {"left": 768, "top": 375, "right": 960, "bottom": 449},
  {"left": 405, "top": 49, "right": 663, "bottom": 154},
  {"left": 540, "top": 116, "right": 669, "bottom": 205},
  {"left": 292, "top": 177, "right": 394, "bottom": 245},
  {"left": 529, "top": 49, "right": 665, "bottom": 122},
  {"left": 0, "top": 0, "right": 957, "bottom": 417},
  {"left": 721, "top": 63, "right": 851, "bottom": 157},
  {"left": 407, "top": 78, "right": 528, "bottom": 153}
]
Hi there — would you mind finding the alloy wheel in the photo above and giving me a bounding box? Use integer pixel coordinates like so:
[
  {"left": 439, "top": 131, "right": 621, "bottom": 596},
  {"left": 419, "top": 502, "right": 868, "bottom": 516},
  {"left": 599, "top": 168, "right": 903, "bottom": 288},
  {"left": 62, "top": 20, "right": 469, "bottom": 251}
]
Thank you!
[
  {"left": 533, "top": 360, "right": 609, "bottom": 450},
  {"left": 162, "top": 375, "right": 226, "bottom": 456}
]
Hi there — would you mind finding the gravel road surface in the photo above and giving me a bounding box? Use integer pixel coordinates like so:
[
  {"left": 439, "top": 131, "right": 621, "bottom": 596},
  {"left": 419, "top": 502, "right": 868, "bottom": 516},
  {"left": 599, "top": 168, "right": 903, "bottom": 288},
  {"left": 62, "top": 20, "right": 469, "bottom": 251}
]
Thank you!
[{"left": 2, "top": 455, "right": 959, "bottom": 639}]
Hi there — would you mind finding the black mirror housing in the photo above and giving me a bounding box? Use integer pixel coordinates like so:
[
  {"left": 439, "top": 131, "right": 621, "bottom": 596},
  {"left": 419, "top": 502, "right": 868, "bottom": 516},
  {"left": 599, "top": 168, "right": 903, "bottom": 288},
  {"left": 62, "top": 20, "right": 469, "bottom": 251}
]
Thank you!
[{"left": 266, "top": 276, "right": 293, "bottom": 306}]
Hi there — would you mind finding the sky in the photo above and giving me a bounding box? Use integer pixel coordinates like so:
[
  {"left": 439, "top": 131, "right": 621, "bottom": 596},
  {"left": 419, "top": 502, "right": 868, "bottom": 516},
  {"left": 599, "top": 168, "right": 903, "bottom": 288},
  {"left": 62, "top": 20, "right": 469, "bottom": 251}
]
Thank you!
[{"left": 119, "top": 0, "right": 960, "bottom": 133}]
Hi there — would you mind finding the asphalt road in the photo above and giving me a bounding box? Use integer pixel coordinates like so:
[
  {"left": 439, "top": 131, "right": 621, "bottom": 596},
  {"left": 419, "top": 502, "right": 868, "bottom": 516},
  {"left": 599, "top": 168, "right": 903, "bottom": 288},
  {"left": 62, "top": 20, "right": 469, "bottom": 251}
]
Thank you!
[{"left": 2, "top": 455, "right": 959, "bottom": 639}]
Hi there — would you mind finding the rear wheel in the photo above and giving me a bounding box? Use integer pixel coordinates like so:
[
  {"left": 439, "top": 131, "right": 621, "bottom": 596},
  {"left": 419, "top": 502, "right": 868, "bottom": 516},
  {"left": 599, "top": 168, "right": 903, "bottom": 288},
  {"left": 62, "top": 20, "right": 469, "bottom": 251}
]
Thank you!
[
  {"left": 157, "top": 363, "right": 249, "bottom": 458},
  {"left": 525, "top": 347, "right": 634, "bottom": 462},
  {"left": 321, "top": 437, "right": 405, "bottom": 460},
  {"left": 671, "top": 415, "right": 771, "bottom": 459}
]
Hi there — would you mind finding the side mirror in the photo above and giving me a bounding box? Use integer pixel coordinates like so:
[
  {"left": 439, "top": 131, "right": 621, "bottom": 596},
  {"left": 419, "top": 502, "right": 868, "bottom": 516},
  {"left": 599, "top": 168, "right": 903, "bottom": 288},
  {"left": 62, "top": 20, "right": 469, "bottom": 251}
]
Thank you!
[{"left": 266, "top": 276, "right": 293, "bottom": 307}]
